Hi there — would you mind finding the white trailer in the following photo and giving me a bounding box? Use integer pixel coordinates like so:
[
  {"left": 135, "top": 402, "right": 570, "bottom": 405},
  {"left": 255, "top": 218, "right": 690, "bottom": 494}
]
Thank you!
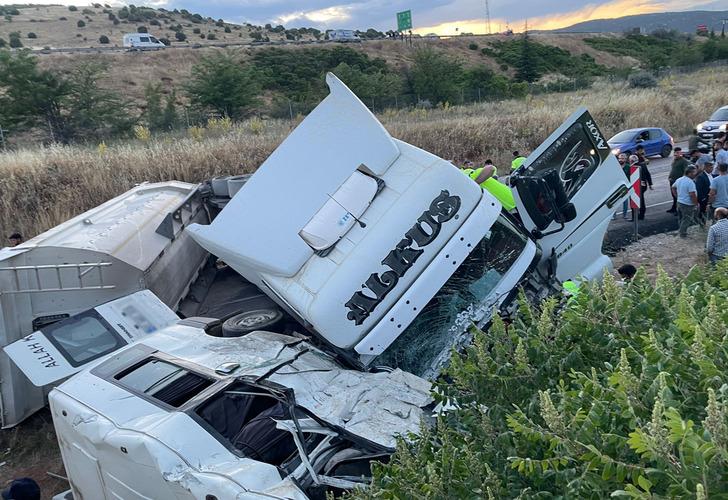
[
  {"left": 122, "top": 32, "right": 165, "bottom": 50},
  {"left": 328, "top": 29, "right": 361, "bottom": 42},
  {"left": 0, "top": 181, "right": 208, "bottom": 427}
]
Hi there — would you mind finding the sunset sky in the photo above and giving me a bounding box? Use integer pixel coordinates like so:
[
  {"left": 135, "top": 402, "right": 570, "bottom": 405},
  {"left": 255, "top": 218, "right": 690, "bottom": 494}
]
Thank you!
[{"left": 1, "top": 0, "right": 725, "bottom": 32}]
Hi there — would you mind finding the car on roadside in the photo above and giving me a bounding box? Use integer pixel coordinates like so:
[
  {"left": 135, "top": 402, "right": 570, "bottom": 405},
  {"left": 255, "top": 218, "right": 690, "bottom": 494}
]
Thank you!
[
  {"left": 608, "top": 127, "right": 674, "bottom": 158},
  {"left": 696, "top": 105, "right": 728, "bottom": 146}
]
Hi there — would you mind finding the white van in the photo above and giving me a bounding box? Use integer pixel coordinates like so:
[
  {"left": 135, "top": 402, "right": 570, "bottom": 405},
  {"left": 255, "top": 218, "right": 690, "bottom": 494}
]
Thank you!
[
  {"left": 328, "top": 29, "right": 361, "bottom": 42},
  {"left": 123, "top": 32, "right": 165, "bottom": 50}
]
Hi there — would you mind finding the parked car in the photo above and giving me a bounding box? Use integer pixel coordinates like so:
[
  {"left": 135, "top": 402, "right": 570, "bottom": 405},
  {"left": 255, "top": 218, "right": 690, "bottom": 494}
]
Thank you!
[
  {"left": 608, "top": 127, "right": 674, "bottom": 158},
  {"left": 697, "top": 105, "right": 728, "bottom": 146},
  {"left": 123, "top": 32, "right": 165, "bottom": 50}
]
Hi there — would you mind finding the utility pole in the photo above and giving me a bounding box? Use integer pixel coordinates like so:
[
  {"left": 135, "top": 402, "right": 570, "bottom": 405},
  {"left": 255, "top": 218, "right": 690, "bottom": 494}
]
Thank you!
[{"left": 484, "top": 0, "right": 492, "bottom": 34}]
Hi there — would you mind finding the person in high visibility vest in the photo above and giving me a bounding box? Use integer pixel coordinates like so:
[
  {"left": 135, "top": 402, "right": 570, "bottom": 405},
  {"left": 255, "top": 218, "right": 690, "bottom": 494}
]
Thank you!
[
  {"left": 562, "top": 279, "right": 582, "bottom": 304},
  {"left": 511, "top": 151, "right": 527, "bottom": 170},
  {"left": 461, "top": 162, "right": 516, "bottom": 211}
]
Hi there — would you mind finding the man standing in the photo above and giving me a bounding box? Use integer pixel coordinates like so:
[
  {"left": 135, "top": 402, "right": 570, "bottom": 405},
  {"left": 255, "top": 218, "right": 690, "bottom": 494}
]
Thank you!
[
  {"left": 706, "top": 207, "right": 728, "bottom": 264},
  {"left": 672, "top": 165, "right": 698, "bottom": 238},
  {"left": 7, "top": 233, "right": 22, "bottom": 247},
  {"left": 716, "top": 141, "right": 728, "bottom": 168},
  {"left": 667, "top": 147, "right": 688, "bottom": 214},
  {"left": 633, "top": 153, "right": 652, "bottom": 220},
  {"left": 709, "top": 162, "right": 728, "bottom": 210},
  {"left": 695, "top": 159, "right": 714, "bottom": 225},
  {"left": 511, "top": 151, "right": 526, "bottom": 170}
]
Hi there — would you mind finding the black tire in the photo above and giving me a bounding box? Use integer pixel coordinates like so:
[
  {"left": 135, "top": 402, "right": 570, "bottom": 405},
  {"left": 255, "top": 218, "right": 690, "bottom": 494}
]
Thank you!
[
  {"left": 660, "top": 144, "right": 672, "bottom": 158},
  {"left": 222, "top": 308, "right": 283, "bottom": 337}
]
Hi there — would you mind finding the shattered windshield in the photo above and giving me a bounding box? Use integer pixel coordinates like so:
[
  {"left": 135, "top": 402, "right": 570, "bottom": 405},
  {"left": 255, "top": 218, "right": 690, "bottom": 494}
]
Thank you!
[{"left": 377, "top": 216, "right": 528, "bottom": 378}]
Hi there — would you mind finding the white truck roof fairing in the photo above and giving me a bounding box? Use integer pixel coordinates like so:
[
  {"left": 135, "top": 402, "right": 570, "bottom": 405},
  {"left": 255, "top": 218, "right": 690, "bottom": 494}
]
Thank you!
[
  {"left": 0, "top": 181, "right": 207, "bottom": 428},
  {"left": 50, "top": 328, "right": 431, "bottom": 498},
  {"left": 187, "top": 73, "right": 400, "bottom": 278}
]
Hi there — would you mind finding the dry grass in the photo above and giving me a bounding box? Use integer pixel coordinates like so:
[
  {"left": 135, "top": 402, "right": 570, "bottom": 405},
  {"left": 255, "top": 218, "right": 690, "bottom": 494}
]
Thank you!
[{"left": 1, "top": 66, "right": 726, "bottom": 242}]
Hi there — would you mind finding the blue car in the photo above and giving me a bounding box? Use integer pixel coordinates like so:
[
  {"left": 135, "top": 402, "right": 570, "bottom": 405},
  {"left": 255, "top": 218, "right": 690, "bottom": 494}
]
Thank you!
[{"left": 608, "top": 127, "right": 674, "bottom": 158}]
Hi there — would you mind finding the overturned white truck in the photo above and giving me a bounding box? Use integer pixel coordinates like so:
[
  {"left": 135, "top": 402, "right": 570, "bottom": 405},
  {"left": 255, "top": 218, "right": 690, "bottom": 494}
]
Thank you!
[{"left": 2, "top": 75, "right": 628, "bottom": 498}]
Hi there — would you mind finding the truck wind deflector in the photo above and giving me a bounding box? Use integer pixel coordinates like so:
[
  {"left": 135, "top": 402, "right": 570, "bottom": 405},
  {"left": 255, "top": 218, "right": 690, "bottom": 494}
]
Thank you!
[{"left": 155, "top": 184, "right": 208, "bottom": 240}]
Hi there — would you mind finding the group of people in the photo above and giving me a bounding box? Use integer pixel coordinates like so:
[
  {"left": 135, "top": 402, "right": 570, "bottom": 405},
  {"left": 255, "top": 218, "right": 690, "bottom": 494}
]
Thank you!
[
  {"left": 459, "top": 151, "right": 526, "bottom": 211},
  {"left": 667, "top": 138, "right": 728, "bottom": 262},
  {"left": 615, "top": 145, "right": 654, "bottom": 220}
]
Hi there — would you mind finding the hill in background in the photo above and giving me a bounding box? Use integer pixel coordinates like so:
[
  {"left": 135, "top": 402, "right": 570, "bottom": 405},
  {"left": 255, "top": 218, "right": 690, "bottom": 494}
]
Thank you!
[{"left": 555, "top": 10, "right": 728, "bottom": 34}]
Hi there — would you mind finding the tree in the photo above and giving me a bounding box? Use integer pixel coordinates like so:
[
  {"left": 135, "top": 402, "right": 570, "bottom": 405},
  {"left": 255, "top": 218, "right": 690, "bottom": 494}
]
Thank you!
[
  {"left": 143, "top": 82, "right": 164, "bottom": 130},
  {"left": 0, "top": 50, "right": 68, "bottom": 140},
  {"left": 63, "top": 62, "right": 134, "bottom": 140},
  {"left": 77, "top": 20, "right": 85, "bottom": 27},
  {"left": 9, "top": 33, "right": 22, "bottom": 48},
  {"left": 185, "top": 52, "right": 260, "bottom": 118},
  {"left": 409, "top": 47, "right": 464, "bottom": 104},
  {"left": 331, "top": 62, "right": 403, "bottom": 100},
  {"left": 27, "top": 32, "right": 37, "bottom": 39},
  {"left": 175, "top": 31, "right": 186, "bottom": 41},
  {"left": 515, "top": 30, "right": 539, "bottom": 82},
  {"left": 99, "top": 34, "right": 109, "bottom": 43}
]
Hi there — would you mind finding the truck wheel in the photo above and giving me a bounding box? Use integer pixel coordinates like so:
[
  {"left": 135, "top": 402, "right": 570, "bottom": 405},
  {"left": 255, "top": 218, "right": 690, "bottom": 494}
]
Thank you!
[
  {"left": 660, "top": 144, "right": 672, "bottom": 158},
  {"left": 222, "top": 308, "right": 283, "bottom": 337}
]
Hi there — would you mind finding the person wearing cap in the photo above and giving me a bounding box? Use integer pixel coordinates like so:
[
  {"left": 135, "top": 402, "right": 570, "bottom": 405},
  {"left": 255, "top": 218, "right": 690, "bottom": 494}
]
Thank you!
[
  {"left": 511, "top": 151, "right": 526, "bottom": 170},
  {"left": 707, "top": 207, "right": 728, "bottom": 264},
  {"left": 7, "top": 233, "right": 22, "bottom": 247},
  {"left": 672, "top": 165, "right": 699, "bottom": 238},
  {"left": 1, "top": 478, "right": 40, "bottom": 500},
  {"left": 667, "top": 147, "right": 688, "bottom": 214}
]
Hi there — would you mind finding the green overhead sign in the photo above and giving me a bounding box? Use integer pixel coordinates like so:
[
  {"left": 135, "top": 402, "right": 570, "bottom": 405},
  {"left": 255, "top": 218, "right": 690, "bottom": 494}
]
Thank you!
[{"left": 396, "top": 10, "right": 412, "bottom": 31}]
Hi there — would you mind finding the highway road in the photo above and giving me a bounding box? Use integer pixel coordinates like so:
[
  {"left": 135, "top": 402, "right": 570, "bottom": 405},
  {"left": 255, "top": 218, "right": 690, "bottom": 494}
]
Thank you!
[{"left": 604, "top": 141, "right": 689, "bottom": 250}]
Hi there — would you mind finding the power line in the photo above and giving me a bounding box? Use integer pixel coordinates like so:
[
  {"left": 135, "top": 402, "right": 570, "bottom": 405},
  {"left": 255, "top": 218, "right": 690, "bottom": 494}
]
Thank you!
[{"left": 485, "top": 0, "right": 492, "bottom": 35}]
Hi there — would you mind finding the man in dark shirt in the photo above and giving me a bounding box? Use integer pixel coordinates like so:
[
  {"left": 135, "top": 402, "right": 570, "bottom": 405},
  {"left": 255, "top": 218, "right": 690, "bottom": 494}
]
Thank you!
[
  {"left": 695, "top": 159, "right": 714, "bottom": 225},
  {"left": 667, "top": 147, "right": 688, "bottom": 214}
]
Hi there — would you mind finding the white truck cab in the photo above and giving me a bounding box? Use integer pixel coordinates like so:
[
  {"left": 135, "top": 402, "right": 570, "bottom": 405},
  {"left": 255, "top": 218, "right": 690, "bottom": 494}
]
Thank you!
[
  {"left": 123, "top": 32, "right": 165, "bottom": 50},
  {"left": 187, "top": 74, "right": 628, "bottom": 378},
  {"left": 48, "top": 325, "right": 431, "bottom": 499}
]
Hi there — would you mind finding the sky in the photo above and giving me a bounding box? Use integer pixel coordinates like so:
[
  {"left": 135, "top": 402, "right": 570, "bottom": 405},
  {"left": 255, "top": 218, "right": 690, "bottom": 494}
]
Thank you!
[{"left": 2, "top": 0, "right": 726, "bottom": 33}]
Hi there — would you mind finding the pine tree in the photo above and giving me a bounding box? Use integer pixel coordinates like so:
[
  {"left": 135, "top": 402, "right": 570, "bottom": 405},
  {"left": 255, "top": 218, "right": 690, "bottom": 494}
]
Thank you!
[{"left": 515, "top": 27, "right": 539, "bottom": 83}]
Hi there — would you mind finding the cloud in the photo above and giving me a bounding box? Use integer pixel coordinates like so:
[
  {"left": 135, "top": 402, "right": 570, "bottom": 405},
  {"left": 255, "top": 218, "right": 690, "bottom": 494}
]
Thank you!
[{"left": 413, "top": 0, "right": 725, "bottom": 35}]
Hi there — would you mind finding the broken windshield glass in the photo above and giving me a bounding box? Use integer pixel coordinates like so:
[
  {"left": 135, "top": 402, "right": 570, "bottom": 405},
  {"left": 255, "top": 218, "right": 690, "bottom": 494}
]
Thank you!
[{"left": 377, "top": 216, "right": 528, "bottom": 378}]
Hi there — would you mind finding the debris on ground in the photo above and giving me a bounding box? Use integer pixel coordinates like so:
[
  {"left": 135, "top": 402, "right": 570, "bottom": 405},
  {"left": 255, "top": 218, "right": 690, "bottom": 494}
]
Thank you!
[{"left": 612, "top": 225, "right": 709, "bottom": 280}]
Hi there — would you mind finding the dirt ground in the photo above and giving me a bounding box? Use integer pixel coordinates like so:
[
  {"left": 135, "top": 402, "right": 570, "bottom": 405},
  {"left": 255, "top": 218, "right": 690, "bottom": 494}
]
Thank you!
[
  {"left": 612, "top": 224, "right": 710, "bottom": 280},
  {"left": 0, "top": 410, "right": 67, "bottom": 499}
]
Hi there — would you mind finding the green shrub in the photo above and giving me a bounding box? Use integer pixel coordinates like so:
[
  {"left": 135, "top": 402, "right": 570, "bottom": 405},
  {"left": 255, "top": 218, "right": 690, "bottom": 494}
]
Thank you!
[
  {"left": 174, "top": 31, "right": 186, "bottom": 41},
  {"left": 98, "top": 34, "right": 109, "bottom": 44},
  {"left": 137, "top": 25, "right": 147, "bottom": 33},
  {"left": 76, "top": 20, "right": 85, "bottom": 27},
  {"left": 629, "top": 72, "right": 658, "bottom": 88},
  {"left": 224, "top": 26, "right": 231, "bottom": 33},
  {"left": 8, "top": 33, "right": 22, "bottom": 47},
  {"left": 81, "top": 8, "right": 94, "bottom": 15},
  {"left": 68, "top": 5, "right": 77, "bottom": 11},
  {"left": 358, "top": 264, "right": 728, "bottom": 498},
  {"left": 0, "top": 38, "right": 6, "bottom": 48},
  {"left": 27, "top": 32, "right": 37, "bottom": 39},
  {"left": 468, "top": 42, "right": 478, "bottom": 50},
  {"left": 192, "top": 27, "right": 200, "bottom": 34},
  {"left": 207, "top": 33, "right": 216, "bottom": 40}
]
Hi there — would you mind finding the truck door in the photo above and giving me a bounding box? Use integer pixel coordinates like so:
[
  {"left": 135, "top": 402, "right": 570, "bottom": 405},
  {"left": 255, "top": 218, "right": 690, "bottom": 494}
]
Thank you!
[
  {"left": 511, "top": 107, "right": 628, "bottom": 282},
  {"left": 3, "top": 290, "right": 178, "bottom": 387}
]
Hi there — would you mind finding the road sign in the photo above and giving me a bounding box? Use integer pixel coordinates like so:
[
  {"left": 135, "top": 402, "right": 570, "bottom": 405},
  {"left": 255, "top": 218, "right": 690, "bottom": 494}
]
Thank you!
[
  {"left": 397, "top": 10, "right": 412, "bottom": 31},
  {"left": 629, "top": 164, "right": 641, "bottom": 209}
]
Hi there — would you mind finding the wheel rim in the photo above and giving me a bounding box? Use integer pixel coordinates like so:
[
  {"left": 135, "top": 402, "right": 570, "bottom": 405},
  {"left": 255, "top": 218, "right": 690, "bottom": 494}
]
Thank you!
[{"left": 237, "top": 311, "right": 278, "bottom": 327}]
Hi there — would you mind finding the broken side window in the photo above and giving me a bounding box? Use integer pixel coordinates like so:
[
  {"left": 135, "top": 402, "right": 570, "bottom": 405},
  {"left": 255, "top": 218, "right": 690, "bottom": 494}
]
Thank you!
[{"left": 114, "top": 358, "right": 213, "bottom": 408}]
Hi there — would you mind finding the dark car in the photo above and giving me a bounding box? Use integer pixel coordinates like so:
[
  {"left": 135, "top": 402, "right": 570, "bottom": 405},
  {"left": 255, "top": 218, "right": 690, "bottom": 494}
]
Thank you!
[
  {"left": 697, "top": 105, "right": 728, "bottom": 145},
  {"left": 608, "top": 127, "right": 674, "bottom": 158}
]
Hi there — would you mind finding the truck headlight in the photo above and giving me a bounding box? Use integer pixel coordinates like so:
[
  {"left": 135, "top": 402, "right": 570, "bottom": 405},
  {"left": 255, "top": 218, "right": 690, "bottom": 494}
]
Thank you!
[
  {"left": 720, "top": 124, "right": 727, "bottom": 131},
  {"left": 697, "top": 123, "right": 704, "bottom": 131}
]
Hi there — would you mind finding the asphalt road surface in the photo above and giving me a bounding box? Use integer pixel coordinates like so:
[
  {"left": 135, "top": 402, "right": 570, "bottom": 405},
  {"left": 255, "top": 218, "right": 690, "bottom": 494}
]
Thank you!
[{"left": 604, "top": 141, "right": 689, "bottom": 251}]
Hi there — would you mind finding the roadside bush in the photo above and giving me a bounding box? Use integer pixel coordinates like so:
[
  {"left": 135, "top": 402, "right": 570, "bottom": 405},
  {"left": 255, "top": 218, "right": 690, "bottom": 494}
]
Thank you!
[
  {"left": 150, "top": 19, "right": 160, "bottom": 26},
  {"left": 207, "top": 33, "right": 216, "bottom": 40},
  {"left": 174, "top": 31, "right": 186, "bottom": 41},
  {"left": 0, "top": 38, "right": 6, "bottom": 48},
  {"left": 27, "top": 32, "right": 37, "bottom": 39},
  {"left": 199, "top": 33, "right": 205, "bottom": 39},
  {"left": 137, "top": 25, "right": 147, "bottom": 33},
  {"left": 68, "top": 5, "right": 77, "bottom": 11},
  {"left": 8, "top": 33, "right": 22, "bottom": 48},
  {"left": 224, "top": 26, "right": 231, "bottom": 33},
  {"left": 629, "top": 72, "right": 658, "bottom": 88},
  {"left": 468, "top": 42, "right": 478, "bottom": 50},
  {"left": 76, "top": 20, "right": 85, "bottom": 27},
  {"left": 59, "top": 16, "right": 67, "bottom": 20},
  {"left": 81, "top": 8, "right": 94, "bottom": 15},
  {"left": 192, "top": 27, "right": 200, "bottom": 34},
  {"left": 358, "top": 264, "right": 728, "bottom": 498},
  {"left": 98, "top": 35, "right": 109, "bottom": 44}
]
